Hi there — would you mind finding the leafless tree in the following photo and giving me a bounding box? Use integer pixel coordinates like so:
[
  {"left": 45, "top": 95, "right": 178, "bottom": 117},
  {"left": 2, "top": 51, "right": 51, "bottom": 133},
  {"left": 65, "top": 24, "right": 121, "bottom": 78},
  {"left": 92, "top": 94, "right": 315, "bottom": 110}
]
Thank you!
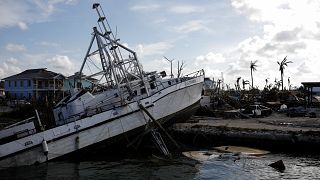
[{"left": 236, "top": 77, "right": 241, "bottom": 91}]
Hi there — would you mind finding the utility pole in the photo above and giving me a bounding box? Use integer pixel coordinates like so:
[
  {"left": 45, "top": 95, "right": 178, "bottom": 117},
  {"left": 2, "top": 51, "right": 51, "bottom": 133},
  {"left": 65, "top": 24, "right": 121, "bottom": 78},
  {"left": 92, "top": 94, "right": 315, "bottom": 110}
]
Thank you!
[{"left": 163, "top": 56, "right": 174, "bottom": 78}]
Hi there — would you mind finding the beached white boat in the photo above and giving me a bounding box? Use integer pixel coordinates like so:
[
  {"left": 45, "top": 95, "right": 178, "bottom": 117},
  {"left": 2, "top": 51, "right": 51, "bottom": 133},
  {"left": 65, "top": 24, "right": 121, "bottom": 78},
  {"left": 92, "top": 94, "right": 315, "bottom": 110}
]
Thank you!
[{"left": 0, "top": 3, "right": 204, "bottom": 168}]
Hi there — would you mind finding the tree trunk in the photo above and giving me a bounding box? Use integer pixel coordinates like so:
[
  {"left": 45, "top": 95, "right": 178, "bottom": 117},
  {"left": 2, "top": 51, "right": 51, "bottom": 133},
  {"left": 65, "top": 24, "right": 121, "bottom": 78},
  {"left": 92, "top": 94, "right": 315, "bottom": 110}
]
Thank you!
[
  {"left": 251, "top": 69, "right": 253, "bottom": 89},
  {"left": 281, "top": 71, "right": 284, "bottom": 91}
]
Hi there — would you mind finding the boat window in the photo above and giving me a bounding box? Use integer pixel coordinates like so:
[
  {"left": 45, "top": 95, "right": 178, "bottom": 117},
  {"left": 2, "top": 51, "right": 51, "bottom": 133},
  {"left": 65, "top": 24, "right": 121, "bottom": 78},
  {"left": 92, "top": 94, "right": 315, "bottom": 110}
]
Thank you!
[
  {"left": 168, "top": 81, "right": 171, "bottom": 86},
  {"left": 134, "top": 90, "right": 137, "bottom": 95}
]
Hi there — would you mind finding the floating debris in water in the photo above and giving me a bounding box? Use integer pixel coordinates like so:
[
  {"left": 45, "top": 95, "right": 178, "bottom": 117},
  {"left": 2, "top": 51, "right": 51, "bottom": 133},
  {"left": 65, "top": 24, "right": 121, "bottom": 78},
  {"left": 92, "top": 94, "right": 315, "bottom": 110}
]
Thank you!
[{"left": 268, "top": 160, "right": 286, "bottom": 172}]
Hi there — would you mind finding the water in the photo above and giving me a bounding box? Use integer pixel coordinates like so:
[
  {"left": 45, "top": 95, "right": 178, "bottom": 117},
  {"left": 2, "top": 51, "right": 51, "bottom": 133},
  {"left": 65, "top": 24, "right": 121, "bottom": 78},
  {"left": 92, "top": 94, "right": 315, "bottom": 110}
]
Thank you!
[{"left": 1, "top": 152, "right": 319, "bottom": 179}]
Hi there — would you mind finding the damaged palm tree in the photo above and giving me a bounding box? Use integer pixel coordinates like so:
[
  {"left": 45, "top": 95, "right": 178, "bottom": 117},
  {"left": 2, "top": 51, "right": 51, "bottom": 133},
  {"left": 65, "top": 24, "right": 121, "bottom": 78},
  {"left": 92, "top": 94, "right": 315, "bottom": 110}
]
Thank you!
[
  {"left": 250, "top": 60, "right": 258, "bottom": 89},
  {"left": 277, "top": 56, "right": 293, "bottom": 91}
]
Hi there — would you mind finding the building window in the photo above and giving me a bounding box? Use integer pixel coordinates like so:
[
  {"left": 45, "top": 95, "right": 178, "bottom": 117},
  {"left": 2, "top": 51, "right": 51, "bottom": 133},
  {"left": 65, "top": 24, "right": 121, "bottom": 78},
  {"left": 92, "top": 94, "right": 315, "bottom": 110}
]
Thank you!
[
  {"left": 8, "top": 80, "right": 11, "bottom": 87},
  {"left": 28, "top": 80, "right": 31, "bottom": 87},
  {"left": 45, "top": 81, "right": 48, "bottom": 88},
  {"left": 14, "top": 81, "right": 17, "bottom": 87},
  {"left": 20, "top": 80, "right": 23, "bottom": 87},
  {"left": 38, "top": 81, "right": 42, "bottom": 88}
]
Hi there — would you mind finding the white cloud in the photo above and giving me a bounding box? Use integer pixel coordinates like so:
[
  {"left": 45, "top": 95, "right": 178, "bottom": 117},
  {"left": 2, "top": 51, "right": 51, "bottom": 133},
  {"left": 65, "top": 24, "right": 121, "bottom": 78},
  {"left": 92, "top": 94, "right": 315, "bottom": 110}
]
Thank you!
[
  {"left": 5, "top": 43, "right": 27, "bottom": 52},
  {"left": 6, "top": 57, "right": 19, "bottom": 65},
  {"left": 0, "top": 58, "right": 21, "bottom": 79},
  {"left": 0, "top": 0, "right": 76, "bottom": 30},
  {"left": 230, "top": 0, "right": 320, "bottom": 87},
  {"left": 136, "top": 41, "right": 173, "bottom": 57},
  {"left": 173, "top": 20, "right": 210, "bottom": 34},
  {"left": 47, "top": 55, "right": 75, "bottom": 73},
  {"left": 37, "top": 41, "right": 59, "bottom": 47},
  {"left": 195, "top": 52, "right": 225, "bottom": 66},
  {"left": 169, "top": 5, "right": 205, "bottom": 14},
  {"left": 17, "top": 22, "right": 28, "bottom": 30},
  {"left": 130, "top": 4, "right": 160, "bottom": 12}
]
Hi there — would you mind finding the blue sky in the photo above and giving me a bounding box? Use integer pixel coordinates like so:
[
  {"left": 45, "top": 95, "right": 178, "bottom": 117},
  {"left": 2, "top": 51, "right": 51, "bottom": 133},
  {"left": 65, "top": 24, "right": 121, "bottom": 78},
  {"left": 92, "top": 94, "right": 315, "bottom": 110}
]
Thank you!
[{"left": 1, "top": 0, "right": 320, "bottom": 89}]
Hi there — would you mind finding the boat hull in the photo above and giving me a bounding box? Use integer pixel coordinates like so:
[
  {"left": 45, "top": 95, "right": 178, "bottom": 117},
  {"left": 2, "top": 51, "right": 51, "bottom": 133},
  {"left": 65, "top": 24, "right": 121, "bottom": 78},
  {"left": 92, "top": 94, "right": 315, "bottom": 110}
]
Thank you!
[{"left": 0, "top": 76, "right": 203, "bottom": 167}]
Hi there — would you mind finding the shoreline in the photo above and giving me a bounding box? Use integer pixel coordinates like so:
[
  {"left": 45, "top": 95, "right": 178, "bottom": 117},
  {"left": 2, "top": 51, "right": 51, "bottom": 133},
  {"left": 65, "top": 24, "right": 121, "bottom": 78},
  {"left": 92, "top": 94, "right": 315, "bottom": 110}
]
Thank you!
[{"left": 170, "top": 113, "right": 320, "bottom": 153}]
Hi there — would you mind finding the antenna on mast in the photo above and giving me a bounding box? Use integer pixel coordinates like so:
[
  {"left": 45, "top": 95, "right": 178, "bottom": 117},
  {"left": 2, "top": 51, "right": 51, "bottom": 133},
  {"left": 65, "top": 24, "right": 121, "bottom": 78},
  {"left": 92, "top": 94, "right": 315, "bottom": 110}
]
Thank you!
[{"left": 163, "top": 56, "right": 174, "bottom": 78}]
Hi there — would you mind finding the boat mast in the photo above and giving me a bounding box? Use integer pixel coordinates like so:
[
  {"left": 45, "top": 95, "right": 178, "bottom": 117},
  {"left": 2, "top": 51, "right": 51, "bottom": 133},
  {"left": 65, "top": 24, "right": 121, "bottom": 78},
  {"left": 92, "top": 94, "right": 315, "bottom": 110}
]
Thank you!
[{"left": 79, "top": 3, "right": 147, "bottom": 96}]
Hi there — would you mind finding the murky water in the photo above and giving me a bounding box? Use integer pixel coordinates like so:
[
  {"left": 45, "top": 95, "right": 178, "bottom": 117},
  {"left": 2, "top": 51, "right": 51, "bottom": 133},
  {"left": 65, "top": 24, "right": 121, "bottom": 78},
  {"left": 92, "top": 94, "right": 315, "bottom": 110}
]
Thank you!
[{"left": 1, "top": 152, "right": 319, "bottom": 179}]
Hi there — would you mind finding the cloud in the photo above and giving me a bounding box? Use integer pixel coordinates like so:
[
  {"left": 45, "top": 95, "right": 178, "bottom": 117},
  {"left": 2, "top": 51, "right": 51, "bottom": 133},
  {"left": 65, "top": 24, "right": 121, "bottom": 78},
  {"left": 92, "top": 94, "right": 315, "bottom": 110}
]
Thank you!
[
  {"left": 1, "top": 53, "right": 79, "bottom": 77},
  {"left": 0, "top": 58, "right": 22, "bottom": 79},
  {"left": 273, "top": 27, "right": 301, "bottom": 42},
  {"left": 173, "top": 20, "right": 210, "bottom": 34},
  {"left": 130, "top": 4, "right": 160, "bottom": 12},
  {"left": 5, "top": 43, "right": 27, "bottom": 52},
  {"left": 5, "top": 57, "right": 19, "bottom": 65},
  {"left": 36, "top": 41, "right": 59, "bottom": 47},
  {"left": 46, "top": 55, "right": 75, "bottom": 73},
  {"left": 169, "top": 5, "right": 205, "bottom": 14},
  {"left": 229, "top": 0, "right": 320, "bottom": 87},
  {"left": 136, "top": 41, "right": 173, "bottom": 57},
  {"left": 195, "top": 52, "right": 225, "bottom": 66},
  {"left": 17, "top": 22, "right": 28, "bottom": 30},
  {"left": 0, "top": 0, "right": 76, "bottom": 30}
]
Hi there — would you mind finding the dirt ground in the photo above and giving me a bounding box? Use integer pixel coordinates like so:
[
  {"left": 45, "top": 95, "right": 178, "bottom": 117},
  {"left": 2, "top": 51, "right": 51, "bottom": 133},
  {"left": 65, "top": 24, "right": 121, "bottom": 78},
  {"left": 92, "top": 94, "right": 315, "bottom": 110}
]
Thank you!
[{"left": 174, "top": 113, "right": 320, "bottom": 133}]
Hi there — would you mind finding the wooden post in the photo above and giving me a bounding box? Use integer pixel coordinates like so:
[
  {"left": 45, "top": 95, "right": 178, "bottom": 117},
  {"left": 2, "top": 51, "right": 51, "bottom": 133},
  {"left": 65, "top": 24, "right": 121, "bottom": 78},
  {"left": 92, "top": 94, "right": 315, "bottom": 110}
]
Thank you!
[{"left": 138, "top": 104, "right": 180, "bottom": 149}]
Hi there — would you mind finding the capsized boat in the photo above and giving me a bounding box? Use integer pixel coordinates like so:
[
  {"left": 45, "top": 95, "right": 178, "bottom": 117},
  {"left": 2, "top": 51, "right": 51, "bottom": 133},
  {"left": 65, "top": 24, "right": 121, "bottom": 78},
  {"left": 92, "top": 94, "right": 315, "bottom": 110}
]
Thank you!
[{"left": 0, "top": 3, "right": 204, "bottom": 168}]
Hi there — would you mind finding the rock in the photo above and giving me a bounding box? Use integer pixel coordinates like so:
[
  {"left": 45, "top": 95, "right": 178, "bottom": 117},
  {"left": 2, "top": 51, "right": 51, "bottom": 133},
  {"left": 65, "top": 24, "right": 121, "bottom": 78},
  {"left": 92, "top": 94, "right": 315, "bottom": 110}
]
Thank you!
[{"left": 268, "top": 160, "right": 285, "bottom": 172}]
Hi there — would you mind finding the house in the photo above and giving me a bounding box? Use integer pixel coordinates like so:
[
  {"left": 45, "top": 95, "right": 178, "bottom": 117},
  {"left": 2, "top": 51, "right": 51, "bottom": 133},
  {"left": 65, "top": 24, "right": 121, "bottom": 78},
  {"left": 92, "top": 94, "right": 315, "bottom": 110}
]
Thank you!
[
  {"left": 3, "top": 68, "right": 65, "bottom": 101},
  {"left": 301, "top": 82, "right": 320, "bottom": 105},
  {"left": 0, "top": 80, "right": 4, "bottom": 97},
  {"left": 64, "top": 72, "right": 98, "bottom": 92}
]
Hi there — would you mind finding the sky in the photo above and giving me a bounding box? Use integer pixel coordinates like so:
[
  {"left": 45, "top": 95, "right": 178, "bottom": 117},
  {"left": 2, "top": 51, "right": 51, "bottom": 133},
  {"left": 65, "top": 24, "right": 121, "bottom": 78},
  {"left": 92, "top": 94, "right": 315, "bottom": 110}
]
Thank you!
[{"left": 1, "top": 0, "right": 320, "bottom": 89}]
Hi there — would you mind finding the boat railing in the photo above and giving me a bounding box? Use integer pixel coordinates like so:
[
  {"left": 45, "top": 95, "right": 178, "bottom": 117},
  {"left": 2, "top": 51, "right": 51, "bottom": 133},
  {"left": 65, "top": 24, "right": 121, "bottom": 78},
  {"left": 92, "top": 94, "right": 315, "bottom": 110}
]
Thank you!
[
  {"left": 60, "top": 91, "right": 131, "bottom": 123},
  {"left": 58, "top": 69, "right": 205, "bottom": 124},
  {"left": 184, "top": 69, "right": 205, "bottom": 78},
  {"left": 179, "top": 69, "right": 204, "bottom": 82}
]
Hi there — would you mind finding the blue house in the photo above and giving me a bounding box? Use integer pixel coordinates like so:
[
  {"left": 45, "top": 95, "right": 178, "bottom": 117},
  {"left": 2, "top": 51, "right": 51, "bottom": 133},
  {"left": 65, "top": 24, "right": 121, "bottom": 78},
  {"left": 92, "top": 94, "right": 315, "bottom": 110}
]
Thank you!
[
  {"left": 3, "top": 68, "right": 65, "bottom": 101},
  {"left": 0, "top": 80, "right": 4, "bottom": 97}
]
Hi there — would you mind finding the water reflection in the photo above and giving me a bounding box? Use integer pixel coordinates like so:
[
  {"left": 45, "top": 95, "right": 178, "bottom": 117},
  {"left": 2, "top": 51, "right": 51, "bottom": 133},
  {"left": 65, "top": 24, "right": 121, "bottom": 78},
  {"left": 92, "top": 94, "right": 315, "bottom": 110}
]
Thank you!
[
  {"left": 0, "top": 156, "right": 198, "bottom": 180},
  {"left": 0, "top": 153, "right": 319, "bottom": 180}
]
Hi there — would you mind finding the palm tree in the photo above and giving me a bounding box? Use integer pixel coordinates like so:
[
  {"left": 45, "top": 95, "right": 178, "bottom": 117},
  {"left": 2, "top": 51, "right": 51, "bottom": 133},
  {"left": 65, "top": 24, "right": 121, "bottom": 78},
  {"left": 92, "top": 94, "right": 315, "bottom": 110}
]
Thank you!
[
  {"left": 250, "top": 60, "right": 258, "bottom": 89},
  {"left": 277, "top": 56, "right": 293, "bottom": 91},
  {"left": 274, "top": 78, "right": 281, "bottom": 90}
]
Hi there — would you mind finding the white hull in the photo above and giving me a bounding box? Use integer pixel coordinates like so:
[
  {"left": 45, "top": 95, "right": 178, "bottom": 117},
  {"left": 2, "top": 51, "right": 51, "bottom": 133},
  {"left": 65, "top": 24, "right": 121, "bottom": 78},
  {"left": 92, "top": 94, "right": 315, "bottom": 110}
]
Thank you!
[{"left": 0, "top": 76, "right": 204, "bottom": 167}]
